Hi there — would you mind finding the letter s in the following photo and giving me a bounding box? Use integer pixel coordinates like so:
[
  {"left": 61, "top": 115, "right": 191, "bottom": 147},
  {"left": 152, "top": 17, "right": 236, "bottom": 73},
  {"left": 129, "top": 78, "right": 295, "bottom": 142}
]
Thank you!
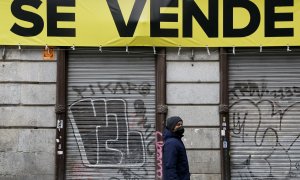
[{"left": 10, "top": 0, "right": 44, "bottom": 36}]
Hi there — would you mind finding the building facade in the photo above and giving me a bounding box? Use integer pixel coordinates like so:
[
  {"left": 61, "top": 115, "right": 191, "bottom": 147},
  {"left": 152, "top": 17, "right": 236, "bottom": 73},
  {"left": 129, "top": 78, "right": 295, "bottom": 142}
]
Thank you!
[{"left": 1, "top": 46, "right": 300, "bottom": 180}]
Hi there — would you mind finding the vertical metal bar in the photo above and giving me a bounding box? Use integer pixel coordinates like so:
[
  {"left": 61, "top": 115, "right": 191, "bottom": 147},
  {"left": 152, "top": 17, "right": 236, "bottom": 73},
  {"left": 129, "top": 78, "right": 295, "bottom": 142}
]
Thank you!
[
  {"left": 219, "top": 48, "right": 231, "bottom": 180},
  {"left": 55, "top": 50, "right": 67, "bottom": 180},
  {"left": 155, "top": 48, "right": 167, "bottom": 180}
]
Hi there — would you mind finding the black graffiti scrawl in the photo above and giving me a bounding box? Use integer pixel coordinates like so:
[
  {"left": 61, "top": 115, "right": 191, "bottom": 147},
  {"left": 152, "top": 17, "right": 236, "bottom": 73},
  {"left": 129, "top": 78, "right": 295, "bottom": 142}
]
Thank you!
[
  {"left": 229, "top": 82, "right": 300, "bottom": 179},
  {"left": 69, "top": 98, "right": 145, "bottom": 167}
]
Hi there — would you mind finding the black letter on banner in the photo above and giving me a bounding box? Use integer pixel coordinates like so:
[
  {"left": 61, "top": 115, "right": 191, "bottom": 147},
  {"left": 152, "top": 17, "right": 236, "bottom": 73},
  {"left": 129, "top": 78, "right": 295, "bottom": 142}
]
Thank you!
[
  {"left": 10, "top": 0, "right": 44, "bottom": 36},
  {"left": 107, "top": 0, "right": 146, "bottom": 37},
  {"left": 47, "top": 0, "right": 75, "bottom": 37},
  {"left": 265, "top": 0, "right": 293, "bottom": 37},
  {"left": 183, "top": 0, "right": 218, "bottom": 37},
  {"left": 224, "top": 0, "right": 260, "bottom": 37},
  {"left": 150, "top": 0, "right": 178, "bottom": 37}
]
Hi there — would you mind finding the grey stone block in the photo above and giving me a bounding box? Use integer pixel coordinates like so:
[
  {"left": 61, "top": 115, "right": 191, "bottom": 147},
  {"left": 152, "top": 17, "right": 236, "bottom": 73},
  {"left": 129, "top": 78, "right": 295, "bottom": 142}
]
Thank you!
[
  {"left": 0, "top": 129, "right": 56, "bottom": 153},
  {"left": 182, "top": 128, "right": 220, "bottom": 149},
  {"left": 0, "top": 152, "right": 55, "bottom": 176},
  {"left": 0, "top": 62, "right": 56, "bottom": 82},
  {"left": 167, "top": 48, "right": 219, "bottom": 61},
  {"left": 187, "top": 150, "right": 221, "bottom": 174},
  {"left": 0, "top": 84, "right": 56, "bottom": 105},
  {"left": 0, "top": 84, "right": 21, "bottom": 104},
  {"left": 17, "top": 129, "right": 56, "bottom": 153},
  {"left": 0, "top": 106, "right": 56, "bottom": 127},
  {"left": 167, "top": 61, "right": 219, "bottom": 82},
  {"left": 0, "top": 130, "right": 19, "bottom": 152},
  {"left": 190, "top": 174, "right": 221, "bottom": 180},
  {"left": 21, "top": 84, "right": 56, "bottom": 104},
  {"left": 0, "top": 175, "right": 54, "bottom": 180},
  {"left": 35, "top": 152, "right": 55, "bottom": 175},
  {"left": 167, "top": 83, "right": 220, "bottom": 104},
  {"left": 167, "top": 105, "right": 219, "bottom": 126},
  {"left": 3, "top": 48, "right": 58, "bottom": 61}
]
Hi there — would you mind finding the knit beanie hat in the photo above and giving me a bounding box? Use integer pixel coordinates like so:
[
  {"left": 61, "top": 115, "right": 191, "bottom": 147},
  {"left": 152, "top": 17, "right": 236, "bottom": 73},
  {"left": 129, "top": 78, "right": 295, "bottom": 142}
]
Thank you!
[{"left": 166, "top": 116, "right": 183, "bottom": 130}]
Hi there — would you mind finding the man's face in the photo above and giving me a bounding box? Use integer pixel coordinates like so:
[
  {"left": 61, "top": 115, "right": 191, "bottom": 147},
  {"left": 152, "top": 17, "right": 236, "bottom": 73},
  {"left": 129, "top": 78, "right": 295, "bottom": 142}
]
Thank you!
[{"left": 173, "top": 120, "right": 183, "bottom": 132}]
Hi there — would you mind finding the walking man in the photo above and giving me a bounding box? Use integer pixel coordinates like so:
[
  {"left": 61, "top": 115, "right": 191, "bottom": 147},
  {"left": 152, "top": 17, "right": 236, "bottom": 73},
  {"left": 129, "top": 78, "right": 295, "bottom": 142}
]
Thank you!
[{"left": 163, "top": 116, "right": 190, "bottom": 180}]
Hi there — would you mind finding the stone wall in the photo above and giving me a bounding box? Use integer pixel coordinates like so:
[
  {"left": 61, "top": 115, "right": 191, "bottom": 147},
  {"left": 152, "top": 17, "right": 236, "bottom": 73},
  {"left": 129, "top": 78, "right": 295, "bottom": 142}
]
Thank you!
[
  {"left": 0, "top": 47, "right": 222, "bottom": 180},
  {"left": 0, "top": 47, "right": 57, "bottom": 180},
  {"left": 166, "top": 48, "right": 221, "bottom": 180}
]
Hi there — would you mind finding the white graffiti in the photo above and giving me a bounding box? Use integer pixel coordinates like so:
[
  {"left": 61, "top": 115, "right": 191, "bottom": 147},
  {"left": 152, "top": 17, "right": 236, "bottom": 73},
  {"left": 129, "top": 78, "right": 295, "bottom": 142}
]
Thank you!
[
  {"left": 230, "top": 82, "right": 300, "bottom": 179},
  {"left": 69, "top": 98, "right": 146, "bottom": 167}
]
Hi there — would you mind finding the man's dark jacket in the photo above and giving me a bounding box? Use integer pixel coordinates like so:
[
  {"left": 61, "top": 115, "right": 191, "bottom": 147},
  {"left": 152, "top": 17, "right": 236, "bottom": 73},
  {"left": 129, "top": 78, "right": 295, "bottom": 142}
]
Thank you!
[{"left": 163, "top": 128, "right": 190, "bottom": 180}]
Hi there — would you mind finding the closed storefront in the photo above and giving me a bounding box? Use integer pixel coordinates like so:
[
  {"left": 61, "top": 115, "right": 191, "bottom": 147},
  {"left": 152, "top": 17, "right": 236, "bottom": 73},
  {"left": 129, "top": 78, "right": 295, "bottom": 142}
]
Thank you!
[
  {"left": 65, "top": 49, "right": 158, "bottom": 179},
  {"left": 228, "top": 48, "right": 300, "bottom": 179},
  {"left": 3, "top": 1, "right": 300, "bottom": 180}
]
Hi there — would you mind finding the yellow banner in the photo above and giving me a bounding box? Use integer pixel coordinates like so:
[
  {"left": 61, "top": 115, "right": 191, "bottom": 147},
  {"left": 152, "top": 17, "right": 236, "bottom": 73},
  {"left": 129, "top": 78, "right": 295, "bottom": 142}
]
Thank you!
[{"left": 0, "top": 0, "right": 299, "bottom": 47}]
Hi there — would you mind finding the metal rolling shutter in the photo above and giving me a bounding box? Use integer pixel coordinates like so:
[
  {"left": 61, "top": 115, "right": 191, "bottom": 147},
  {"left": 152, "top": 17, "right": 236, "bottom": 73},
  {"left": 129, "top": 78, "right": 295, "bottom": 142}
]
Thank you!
[
  {"left": 66, "top": 49, "right": 156, "bottom": 179},
  {"left": 228, "top": 48, "right": 300, "bottom": 179}
]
